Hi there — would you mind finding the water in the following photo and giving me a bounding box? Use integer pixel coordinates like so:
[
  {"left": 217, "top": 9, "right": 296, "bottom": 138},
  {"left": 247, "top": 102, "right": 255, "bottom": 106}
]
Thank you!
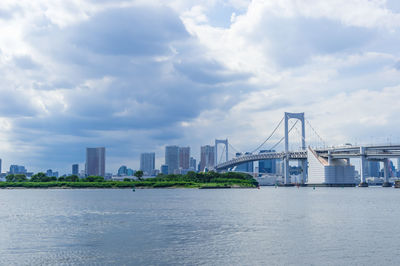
[{"left": 0, "top": 187, "right": 399, "bottom": 265}]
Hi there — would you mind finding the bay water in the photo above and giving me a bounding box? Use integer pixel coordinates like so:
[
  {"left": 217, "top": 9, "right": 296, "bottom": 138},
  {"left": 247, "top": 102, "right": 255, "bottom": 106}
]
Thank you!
[{"left": 0, "top": 187, "right": 399, "bottom": 265}]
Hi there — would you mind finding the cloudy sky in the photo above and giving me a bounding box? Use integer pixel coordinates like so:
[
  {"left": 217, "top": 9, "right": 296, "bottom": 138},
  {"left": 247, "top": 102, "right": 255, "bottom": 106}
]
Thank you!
[{"left": 0, "top": 0, "right": 400, "bottom": 174}]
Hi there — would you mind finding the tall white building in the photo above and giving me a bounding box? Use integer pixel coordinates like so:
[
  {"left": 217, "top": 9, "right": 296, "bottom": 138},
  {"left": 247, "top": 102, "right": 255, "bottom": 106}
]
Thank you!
[{"left": 140, "top": 152, "right": 155, "bottom": 175}]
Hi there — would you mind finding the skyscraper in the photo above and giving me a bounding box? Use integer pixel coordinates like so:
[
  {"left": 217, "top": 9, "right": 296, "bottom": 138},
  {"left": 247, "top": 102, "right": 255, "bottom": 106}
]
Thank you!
[
  {"left": 165, "top": 146, "right": 179, "bottom": 174},
  {"left": 86, "top": 147, "right": 106, "bottom": 177},
  {"left": 200, "top": 145, "right": 215, "bottom": 171},
  {"left": 140, "top": 152, "right": 155, "bottom": 175},
  {"left": 235, "top": 152, "right": 253, "bottom": 172},
  {"left": 72, "top": 164, "right": 79, "bottom": 175},
  {"left": 189, "top": 157, "right": 196, "bottom": 171},
  {"left": 179, "top": 147, "right": 190, "bottom": 170}
]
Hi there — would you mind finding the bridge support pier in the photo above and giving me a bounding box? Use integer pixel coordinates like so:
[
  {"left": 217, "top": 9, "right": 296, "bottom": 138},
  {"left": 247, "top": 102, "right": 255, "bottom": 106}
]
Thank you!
[
  {"left": 382, "top": 158, "right": 392, "bottom": 187},
  {"left": 359, "top": 147, "right": 368, "bottom": 187},
  {"left": 283, "top": 157, "right": 291, "bottom": 185}
]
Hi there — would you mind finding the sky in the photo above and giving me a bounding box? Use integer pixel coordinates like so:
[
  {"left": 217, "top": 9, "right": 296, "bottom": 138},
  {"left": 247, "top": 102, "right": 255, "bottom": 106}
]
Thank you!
[{"left": 0, "top": 0, "right": 400, "bottom": 174}]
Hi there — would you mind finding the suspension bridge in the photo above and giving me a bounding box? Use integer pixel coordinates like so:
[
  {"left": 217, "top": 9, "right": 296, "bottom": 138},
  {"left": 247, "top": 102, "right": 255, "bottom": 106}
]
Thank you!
[{"left": 212, "top": 112, "right": 400, "bottom": 187}]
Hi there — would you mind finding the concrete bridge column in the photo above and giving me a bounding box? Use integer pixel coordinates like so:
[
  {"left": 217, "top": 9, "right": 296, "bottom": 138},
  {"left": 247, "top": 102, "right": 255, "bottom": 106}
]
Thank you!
[
  {"left": 283, "top": 156, "right": 291, "bottom": 185},
  {"left": 383, "top": 158, "right": 392, "bottom": 187},
  {"left": 359, "top": 147, "right": 368, "bottom": 187}
]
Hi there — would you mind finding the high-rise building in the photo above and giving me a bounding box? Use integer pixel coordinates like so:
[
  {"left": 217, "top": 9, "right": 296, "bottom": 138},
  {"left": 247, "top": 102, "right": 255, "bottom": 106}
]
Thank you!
[
  {"left": 0, "top": 158, "right": 2, "bottom": 174},
  {"left": 258, "top": 150, "right": 276, "bottom": 173},
  {"left": 86, "top": 147, "right": 106, "bottom": 177},
  {"left": 165, "top": 146, "right": 179, "bottom": 174},
  {"left": 140, "top": 152, "right": 155, "bottom": 175},
  {"left": 72, "top": 164, "right": 79, "bottom": 175},
  {"left": 46, "top": 169, "right": 53, "bottom": 177},
  {"left": 189, "top": 157, "right": 196, "bottom": 171},
  {"left": 200, "top": 145, "right": 215, "bottom": 171},
  {"left": 179, "top": 147, "right": 190, "bottom": 170},
  {"left": 367, "top": 161, "right": 380, "bottom": 177}
]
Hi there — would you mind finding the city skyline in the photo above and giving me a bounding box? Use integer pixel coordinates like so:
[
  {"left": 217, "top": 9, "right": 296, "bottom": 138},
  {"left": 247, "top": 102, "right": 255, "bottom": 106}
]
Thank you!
[{"left": 0, "top": 1, "right": 400, "bottom": 174}]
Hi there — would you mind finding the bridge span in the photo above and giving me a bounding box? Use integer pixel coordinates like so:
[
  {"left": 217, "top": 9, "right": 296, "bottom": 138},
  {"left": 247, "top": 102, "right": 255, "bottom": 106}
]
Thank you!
[{"left": 212, "top": 110, "right": 400, "bottom": 187}]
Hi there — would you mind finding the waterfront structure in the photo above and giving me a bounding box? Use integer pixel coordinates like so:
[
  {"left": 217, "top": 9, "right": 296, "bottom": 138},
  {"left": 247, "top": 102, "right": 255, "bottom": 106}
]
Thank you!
[
  {"left": 140, "top": 152, "right": 155, "bottom": 175},
  {"left": 72, "top": 164, "right": 79, "bottom": 175},
  {"left": 200, "top": 145, "right": 215, "bottom": 171},
  {"left": 86, "top": 147, "right": 106, "bottom": 177},
  {"left": 161, "top": 164, "right": 168, "bottom": 175},
  {"left": 118, "top": 165, "right": 128, "bottom": 176},
  {"left": 165, "top": 146, "right": 179, "bottom": 174},
  {"left": 179, "top": 147, "right": 190, "bottom": 170},
  {"left": 258, "top": 150, "right": 276, "bottom": 173}
]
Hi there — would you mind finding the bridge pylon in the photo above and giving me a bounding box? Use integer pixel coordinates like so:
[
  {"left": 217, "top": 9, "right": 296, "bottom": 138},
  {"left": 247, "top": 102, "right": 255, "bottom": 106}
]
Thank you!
[
  {"left": 284, "top": 112, "right": 306, "bottom": 185},
  {"left": 215, "top": 139, "right": 229, "bottom": 166}
]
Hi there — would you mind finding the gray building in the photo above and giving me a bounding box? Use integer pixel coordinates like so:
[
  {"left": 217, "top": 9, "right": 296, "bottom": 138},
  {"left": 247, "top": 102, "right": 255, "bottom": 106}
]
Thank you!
[
  {"left": 86, "top": 147, "right": 106, "bottom": 177},
  {"left": 140, "top": 152, "right": 155, "bottom": 175},
  {"left": 189, "top": 157, "right": 196, "bottom": 171},
  {"left": 179, "top": 147, "right": 190, "bottom": 170},
  {"left": 165, "top": 146, "right": 179, "bottom": 174},
  {"left": 161, "top": 164, "right": 168, "bottom": 175},
  {"left": 72, "top": 164, "right": 79, "bottom": 175},
  {"left": 200, "top": 145, "right": 215, "bottom": 171}
]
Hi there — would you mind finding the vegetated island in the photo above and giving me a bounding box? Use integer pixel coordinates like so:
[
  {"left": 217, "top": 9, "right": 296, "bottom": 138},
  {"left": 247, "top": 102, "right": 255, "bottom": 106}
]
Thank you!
[{"left": 0, "top": 171, "right": 259, "bottom": 189}]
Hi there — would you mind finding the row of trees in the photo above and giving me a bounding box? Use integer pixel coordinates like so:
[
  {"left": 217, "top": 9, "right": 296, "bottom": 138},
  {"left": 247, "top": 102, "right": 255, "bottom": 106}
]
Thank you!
[{"left": 5, "top": 170, "right": 145, "bottom": 183}]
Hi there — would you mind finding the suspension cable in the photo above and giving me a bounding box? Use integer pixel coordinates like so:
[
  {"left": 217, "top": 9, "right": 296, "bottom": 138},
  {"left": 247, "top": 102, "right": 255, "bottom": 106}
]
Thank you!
[
  {"left": 306, "top": 119, "right": 326, "bottom": 148},
  {"left": 248, "top": 116, "right": 284, "bottom": 154},
  {"left": 268, "top": 120, "right": 299, "bottom": 150}
]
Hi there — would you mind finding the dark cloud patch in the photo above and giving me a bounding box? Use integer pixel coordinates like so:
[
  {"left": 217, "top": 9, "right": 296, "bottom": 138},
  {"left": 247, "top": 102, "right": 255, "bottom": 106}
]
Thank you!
[
  {"left": 174, "top": 59, "right": 251, "bottom": 84},
  {"left": 69, "top": 6, "right": 189, "bottom": 56},
  {"left": 13, "top": 55, "right": 39, "bottom": 69},
  {"left": 256, "top": 16, "right": 375, "bottom": 68}
]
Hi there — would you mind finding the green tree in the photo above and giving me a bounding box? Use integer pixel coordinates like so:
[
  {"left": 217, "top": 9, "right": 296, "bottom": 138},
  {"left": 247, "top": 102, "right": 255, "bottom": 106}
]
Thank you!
[
  {"left": 134, "top": 170, "right": 144, "bottom": 180},
  {"left": 65, "top": 175, "right": 79, "bottom": 182},
  {"left": 6, "top": 174, "right": 15, "bottom": 182},
  {"left": 123, "top": 177, "right": 132, "bottom": 182}
]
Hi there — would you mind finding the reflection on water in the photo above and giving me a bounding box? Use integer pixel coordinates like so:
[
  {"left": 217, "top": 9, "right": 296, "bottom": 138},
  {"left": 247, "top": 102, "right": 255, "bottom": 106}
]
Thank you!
[{"left": 0, "top": 187, "right": 399, "bottom": 265}]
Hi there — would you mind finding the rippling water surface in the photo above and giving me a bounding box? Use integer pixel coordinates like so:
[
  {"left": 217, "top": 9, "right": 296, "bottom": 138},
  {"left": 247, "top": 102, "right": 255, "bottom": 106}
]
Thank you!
[{"left": 0, "top": 187, "right": 399, "bottom": 265}]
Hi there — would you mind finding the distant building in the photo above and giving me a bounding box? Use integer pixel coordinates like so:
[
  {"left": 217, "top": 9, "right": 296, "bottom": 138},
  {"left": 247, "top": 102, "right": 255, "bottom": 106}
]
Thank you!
[
  {"left": 179, "top": 147, "right": 190, "bottom": 170},
  {"left": 127, "top": 168, "right": 134, "bottom": 176},
  {"left": 118, "top": 165, "right": 128, "bottom": 176},
  {"left": 189, "top": 157, "right": 196, "bottom": 171},
  {"left": 140, "top": 152, "right": 155, "bottom": 175},
  {"left": 46, "top": 169, "right": 53, "bottom": 177},
  {"left": 9, "top": 165, "right": 27, "bottom": 175},
  {"left": 165, "top": 146, "right": 179, "bottom": 174},
  {"left": 235, "top": 152, "right": 253, "bottom": 172},
  {"left": 72, "top": 164, "right": 79, "bottom": 175},
  {"left": 0, "top": 158, "right": 2, "bottom": 174},
  {"left": 200, "top": 145, "right": 215, "bottom": 171},
  {"left": 258, "top": 150, "right": 276, "bottom": 174},
  {"left": 367, "top": 161, "right": 380, "bottom": 177},
  {"left": 86, "top": 147, "right": 106, "bottom": 177},
  {"left": 161, "top": 164, "right": 168, "bottom": 175}
]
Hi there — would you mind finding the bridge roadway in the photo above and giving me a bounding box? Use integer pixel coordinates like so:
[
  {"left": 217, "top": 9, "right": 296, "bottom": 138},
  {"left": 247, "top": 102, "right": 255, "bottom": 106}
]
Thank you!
[{"left": 214, "top": 144, "right": 400, "bottom": 171}]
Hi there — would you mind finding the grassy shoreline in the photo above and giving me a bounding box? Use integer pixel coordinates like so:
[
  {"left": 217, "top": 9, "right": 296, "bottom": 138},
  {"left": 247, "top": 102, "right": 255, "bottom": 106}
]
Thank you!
[
  {"left": 0, "top": 172, "right": 259, "bottom": 189},
  {"left": 0, "top": 181, "right": 256, "bottom": 189}
]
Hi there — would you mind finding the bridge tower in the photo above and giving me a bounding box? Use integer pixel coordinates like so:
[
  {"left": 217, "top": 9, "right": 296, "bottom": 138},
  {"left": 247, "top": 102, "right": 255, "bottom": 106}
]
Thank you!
[
  {"left": 215, "top": 139, "right": 229, "bottom": 167},
  {"left": 284, "top": 112, "right": 306, "bottom": 185}
]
